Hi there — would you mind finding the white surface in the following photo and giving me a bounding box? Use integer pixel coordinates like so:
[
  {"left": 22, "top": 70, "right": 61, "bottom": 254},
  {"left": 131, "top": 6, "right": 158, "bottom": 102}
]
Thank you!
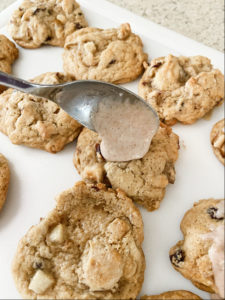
[{"left": 0, "top": 0, "right": 224, "bottom": 299}]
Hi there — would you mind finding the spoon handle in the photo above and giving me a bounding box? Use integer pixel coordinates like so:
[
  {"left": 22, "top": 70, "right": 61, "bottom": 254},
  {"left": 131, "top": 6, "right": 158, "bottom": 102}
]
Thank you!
[
  {"left": 0, "top": 71, "right": 62, "bottom": 100},
  {"left": 0, "top": 71, "right": 34, "bottom": 92}
]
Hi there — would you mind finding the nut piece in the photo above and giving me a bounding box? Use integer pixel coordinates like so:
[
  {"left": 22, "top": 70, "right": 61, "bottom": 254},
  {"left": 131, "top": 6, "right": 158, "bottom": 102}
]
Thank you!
[
  {"left": 29, "top": 270, "right": 54, "bottom": 294},
  {"left": 49, "top": 224, "right": 64, "bottom": 243},
  {"left": 210, "top": 119, "right": 225, "bottom": 165}
]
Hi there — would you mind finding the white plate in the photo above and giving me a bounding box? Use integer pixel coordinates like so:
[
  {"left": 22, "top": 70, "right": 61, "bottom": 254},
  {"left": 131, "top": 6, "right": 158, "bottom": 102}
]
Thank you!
[{"left": 0, "top": 1, "right": 224, "bottom": 299}]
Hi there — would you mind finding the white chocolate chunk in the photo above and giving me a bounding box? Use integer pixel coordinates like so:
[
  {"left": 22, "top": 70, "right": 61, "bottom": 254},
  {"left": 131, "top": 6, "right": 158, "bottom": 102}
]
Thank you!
[
  {"left": 49, "top": 224, "right": 64, "bottom": 243},
  {"left": 29, "top": 270, "right": 54, "bottom": 294}
]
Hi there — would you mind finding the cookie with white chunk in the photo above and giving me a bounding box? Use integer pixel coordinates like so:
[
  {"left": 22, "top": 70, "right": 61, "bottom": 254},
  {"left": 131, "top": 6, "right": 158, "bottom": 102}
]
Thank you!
[
  {"left": 0, "top": 72, "right": 82, "bottom": 153},
  {"left": 63, "top": 23, "right": 148, "bottom": 84},
  {"left": 74, "top": 123, "right": 179, "bottom": 211},
  {"left": 9, "top": 0, "right": 88, "bottom": 48},
  {"left": 0, "top": 35, "right": 18, "bottom": 93},
  {"left": 139, "top": 55, "right": 224, "bottom": 125},
  {"left": 141, "top": 290, "right": 202, "bottom": 299},
  {"left": 210, "top": 119, "right": 225, "bottom": 165},
  {"left": 12, "top": 181, "right": 145, "bottom": 299},
  {"left": 0, "top": 154, "right": 10, "bottom": 212},
  {"left": 169, "top": 199, "right": 224, "bottom": 297}
]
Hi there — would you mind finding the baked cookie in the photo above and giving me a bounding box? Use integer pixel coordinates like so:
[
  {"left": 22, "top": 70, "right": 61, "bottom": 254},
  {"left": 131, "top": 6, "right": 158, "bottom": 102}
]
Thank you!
[
  {"left": 0, "top": 154, "right": 10, "bottom": 211},
  {"left": 139, "top": 55, "right": 224, "bottom": 125},
  {"left": 0, "top": 72, "right": 82, "bottom": 153},
  {"left": 9, "top": 0, "right": 88, "bottom": 48},
  {"left": 74, "top": 124, "right": 179, "bottom": 211},
  {"left": 63, "top": 23, "right": 148, "bottom": 84},
  {"left": 210, "top": 119, "right": 225, "bottom": 165},
  {"left": 141, "top": 290, "right": 202, "bottom": 299},
  {"left": 170, "top": 199, "right": 224, "bottom": 297},
  {"left": 0, "top": 35, "right": 19, "bottom": 93},
  {"left": 12, "top": 181, "right": 145, "bottom": 299}
]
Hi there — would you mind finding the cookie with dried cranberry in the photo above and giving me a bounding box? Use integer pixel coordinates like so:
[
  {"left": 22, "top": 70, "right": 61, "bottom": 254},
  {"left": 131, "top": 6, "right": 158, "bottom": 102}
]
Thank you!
[
  {"left": 73, "top": 123, "right": 179, "bottom": 211},
  {"left": 63, "top": 23, "right": 148, "bottom": 84},
  {"left": 0, "top": 154, "right": 10, "bottom": 212},
  {"left": 169, "top": 199, "right": 224, "bottom": 297},
  {"left": 210, "top": 119, "right": 225, "bottom": 165},
  {"left": 141, "top": 290, "right": 202, "bottom": 299},
  {"left": 12, "top": 181, "right": 145, "bottom": 299},
  {"left": 9, "top": 0, "right": 88, "bottom": 48},
  {"left": 0, "top": 35, "right": 18, "bottom": 93},
  {"left": 139, "top": 55, "right": 224, "bottom": 125}
]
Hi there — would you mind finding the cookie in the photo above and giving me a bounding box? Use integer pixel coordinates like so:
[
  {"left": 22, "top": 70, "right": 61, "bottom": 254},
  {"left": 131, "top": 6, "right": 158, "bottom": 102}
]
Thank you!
[
  {"left": 74, "top": 123, "right": 179, "bottom": 211},
  {"left": 0, "top": 35, "right": 19, "bottom": 93},
  {"left": 12, "top": 181, "right": 145, "bottom": 299},
  {"left": 210, "top": 119, "right": 225, "bottom": 165},
  {"left": 0, "top": 154, "right": 10, "bottom": 212},
  {"left": 139, "top": 55, "right": 224, "bottom": 125},
  {"left": 63, "top": 23, "right": 148, "bottom": 84},
  {"left": 169, "top": 199, "right": 224, "bottom": 297},
  {"left": 0, "top": 72, "right": 82, "bottom": 153},
  {"left": 141, "top": 290, "right": 202, "bottom": 299},
  {"left": 9, "top": 0, "right": 88, "bottom": 48}
]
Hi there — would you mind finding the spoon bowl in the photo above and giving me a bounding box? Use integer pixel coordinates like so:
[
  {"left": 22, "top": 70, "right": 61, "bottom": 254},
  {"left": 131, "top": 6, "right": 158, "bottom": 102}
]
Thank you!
[{"left": 0, "top": 71, "right": 159, "bottom": 133}]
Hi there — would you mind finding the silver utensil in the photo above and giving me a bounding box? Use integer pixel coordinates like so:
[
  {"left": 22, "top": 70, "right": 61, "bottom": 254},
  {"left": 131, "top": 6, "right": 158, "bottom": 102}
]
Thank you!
[{"left": 0, "top": 71, "right": 159, "bottom": 132}]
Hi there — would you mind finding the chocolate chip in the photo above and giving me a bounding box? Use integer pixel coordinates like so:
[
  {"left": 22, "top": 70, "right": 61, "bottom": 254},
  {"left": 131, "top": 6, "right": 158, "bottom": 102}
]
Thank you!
[
  {"left": 91, "top": 185, "right": 100, "bottom": 191},
  {"left": 142, "top": 81, "right": 149, "bottom": 86},
  {"left": 75, "top": 23, "right": 83, "bottom": 30},
  {"left": 33, "top": 8, "right": 46, "bottom": 15},
  {"left": 170, "top": 249, "right": 185, "bottom": 267},
  {"left": 109, "top": 59, "right": 116, "bottom": 65},
  {"left": 33, "top": 261, "right": 44, "bottom": 269},
  {"left": 78, "top": 12, "right": 83, "bottom": 16},
  {"left": 207, "top": 207, "right": 224, "bottom": 221},
  {"left": 152, "top": 62, "right": 162, "bottom": 68},
  {"left": 45, "top": 36, "right": 52, "bottom": 42},
  {"left": 103, "top": 175, "right": 112, "bottom": 188},
  {"left": 95, "top": 143, "right": 101, "bottom": 154},
  {"left": 54, "top": 108, "right": 60, "bottom": 114}
]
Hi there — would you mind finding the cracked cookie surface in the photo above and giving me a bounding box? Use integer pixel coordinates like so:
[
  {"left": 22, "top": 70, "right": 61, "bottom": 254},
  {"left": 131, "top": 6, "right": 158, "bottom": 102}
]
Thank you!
[
  {"left": 0, "top": 35, "right": 19, "bottom": 93},
  {"left": 139, "top": 55, "right": 224, "bottom": 125},
  {"left": 12, "top": 181, "right": 145, "bottom": 299},
  {"left": 169, "top": 199, "right": 224, "bottom": 296},
  {"left": 63, "top": 23, "right": 148, "bottom": 84},
  {"left": 141, "top": 290, "right": 202, "bottom": 299},
  {"left": 210, "top": 119, "right": 225, "bottom": 165},
  {"left": 0, "top": 72, "right": 82, "bottom": 153},
  {"left": 74, "top": 124, "right": 179, "bottom": 211},
  {"left": 9, "top": 0, "right": 88, "bottom": 48},
  {"left": 0, "top": 154, "right": 10, "bottom": 212}
]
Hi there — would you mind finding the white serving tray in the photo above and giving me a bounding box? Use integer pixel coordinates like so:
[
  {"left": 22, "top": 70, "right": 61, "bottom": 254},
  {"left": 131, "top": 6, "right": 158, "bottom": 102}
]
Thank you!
[{"left": 0, "top": 1, "right": 224, "bottom": 299}]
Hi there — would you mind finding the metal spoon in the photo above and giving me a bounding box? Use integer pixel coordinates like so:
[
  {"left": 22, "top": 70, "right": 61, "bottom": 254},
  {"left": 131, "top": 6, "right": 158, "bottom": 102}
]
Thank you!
[{"left": 0, "top": 71, "right": 159, "bottom": 132}]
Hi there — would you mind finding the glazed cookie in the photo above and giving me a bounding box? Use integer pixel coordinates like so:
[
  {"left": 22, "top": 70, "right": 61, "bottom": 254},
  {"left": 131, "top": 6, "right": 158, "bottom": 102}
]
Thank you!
[
  {"left": 74, "top": 124, "right": 179, "bottom": 211},
  {"left": 12, "top": 181, "right": 145, "bottom": 299},
  {"left": 170, "top": 199, "right": 224, "bottom": 297},
  {"left": 0, "top": 154, "right": 10, "bottom": 211},
  {"left": 0, "top": 35, "right": 19, "bottom": 93},
  {"left": 141, "top": 290, "right": 202, "bottom": 299},
  {"left": 0, "top": 72, "right": 82, "bottom": 153},
  {"left": 63, "top": 23, "right": 148, "bottom": 84},
  {"left": 9, "top": 0, "right": 88, "bottom": 48},
  {"left": 210, "top": 119, "right": 225, "bottom": 165},
  {"left": 139, "top": 55, "right": 224, "bottom": 125}
]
